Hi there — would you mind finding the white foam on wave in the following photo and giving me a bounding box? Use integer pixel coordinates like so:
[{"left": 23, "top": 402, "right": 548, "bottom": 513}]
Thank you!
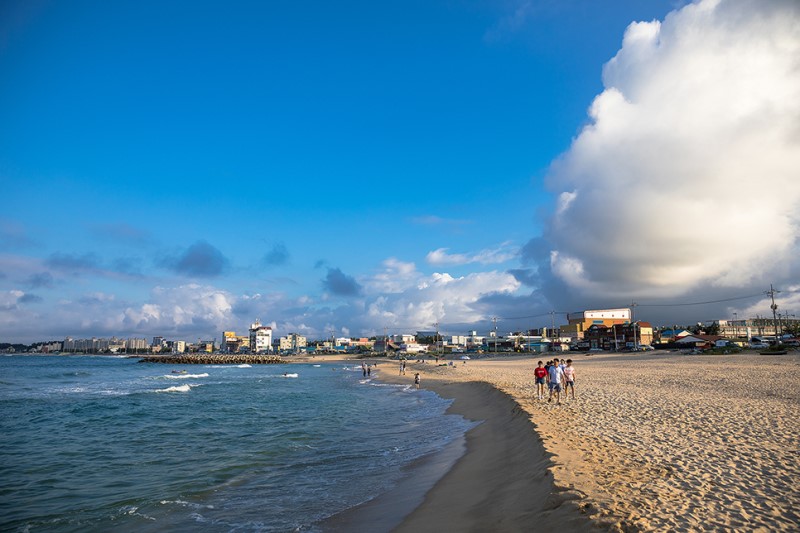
[
  {"left": 160, "top": 499, "right": 215, "bottom": 510},
  {"left": 163, "top": 373, "right": 209, "bottom": 379},
  {"left": 118, "top": 505, "right": 156, "bottom": 521},
  {"left": 313, "top": 364, "right": 321, "bottom": 367},
  {"left": 156, "top": 384, "right": 198, "bottom": 393},
  {"left": 281, "top": 373, "right": 299, "bottom": 378},
  {"left": 237, "top": 364, "right": 251, "bottom": 368}
]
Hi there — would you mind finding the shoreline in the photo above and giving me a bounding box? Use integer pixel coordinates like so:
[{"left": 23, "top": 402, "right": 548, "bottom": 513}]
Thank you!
[
  {"left": 392, "top": 379, "right": 599, "bottom": 532},
  {"left": 320, "top": 366, "right": 599, "bottom": 533}
]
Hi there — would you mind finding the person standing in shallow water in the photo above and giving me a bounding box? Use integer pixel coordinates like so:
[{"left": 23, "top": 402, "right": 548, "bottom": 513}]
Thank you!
[{"left": 414, "top": 372, "right": 420, "bottom": 389}]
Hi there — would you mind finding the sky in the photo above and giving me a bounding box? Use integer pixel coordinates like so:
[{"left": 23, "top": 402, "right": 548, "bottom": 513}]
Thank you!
[{"left": 1, "top": 0, "right": 799, "bottom": 344}]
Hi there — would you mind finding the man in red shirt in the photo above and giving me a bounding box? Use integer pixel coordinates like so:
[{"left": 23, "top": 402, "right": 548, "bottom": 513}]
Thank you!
[{"left": 534, "top": 361, "right": 548, "bottom": 400}]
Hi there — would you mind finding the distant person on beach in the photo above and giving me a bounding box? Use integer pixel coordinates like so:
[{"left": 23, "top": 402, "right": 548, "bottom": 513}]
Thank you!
[
  {"left": 548, "top": 360, "right": 564, "bottom": 405},
  {"left": 534, "top": 361, "right": 548, "bottom": 400},
  {"left": 563, "top": 359, "right": 576, "bottom": 400},
  {"left": 414, "top": 372, "right": 420, "bottom": 389},
  {"left": 362, "top": 362, "right": 367, "bottom": 377},
  {"left": 367, "top": 365, "right": 371, "bottom": 376}
]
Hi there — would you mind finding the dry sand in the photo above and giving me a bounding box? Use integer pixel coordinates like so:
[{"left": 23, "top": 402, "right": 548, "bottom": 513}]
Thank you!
[{"left": 391, "top": 351, "right": 800, "bottom": 532}]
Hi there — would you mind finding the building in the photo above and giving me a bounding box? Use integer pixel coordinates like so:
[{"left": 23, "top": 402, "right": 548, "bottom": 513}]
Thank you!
[
  {"left": 279, "top": 333, "right": 307, "bottom": 353},
  {"left": 249, "top": 319, "right": 273, "bottom": 353},
  {"left": 391, "top": 334, "right": 417, "bottom": 344},
  {"left": 400, "top": 342, "right": 428, "bottom": 354},
  {"left": 675, "top": 334, "right": 725, "bottom": 349},
  {"left": 561, "top": 308, "right": 632, "bottom": 340},
  {"left": 655, "top": 328, "right": 692, "bottom": 344},
  {"left": 584, "top": 322, "right": 654, "bottom": 350},
  {"left": 173, "top": 340, "right": 186, "bottom": 354},
  {"left": 197, "top": 341, "right": 215, "bottom": 353},
  {"left": 222, "top": 331, "right": 250, "bottom": 353},
  {"left": 710, "top": 317, "right": 800, "bottom": 340},
  {"left": 126, "top": 338, "right": 148, "bottom": 352}
]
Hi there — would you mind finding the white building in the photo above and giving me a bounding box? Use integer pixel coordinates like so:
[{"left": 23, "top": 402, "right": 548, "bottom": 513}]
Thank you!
[
  {"left": 400, "top": 342, "right": 428, "bottom": 354},
  {"left": 450, "top": 335, "right": 468, "bottom": 346},
  {"left": 126, "top": 338, "right": 148, "bottom": 351},
  {"left": 173, "top": 340, "right": 186, "bottom": 354},
  {"left": 249, "top": 319, "right": 273, "bottom": 353}
]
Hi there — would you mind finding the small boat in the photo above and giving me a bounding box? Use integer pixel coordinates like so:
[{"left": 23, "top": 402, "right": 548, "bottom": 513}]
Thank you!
[{"left": 171, "top": 370, "right": 188, "bottom": 374}]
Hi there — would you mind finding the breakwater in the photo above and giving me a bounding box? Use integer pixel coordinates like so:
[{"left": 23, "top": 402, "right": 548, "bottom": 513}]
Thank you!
[{"left": 138, "top": 354, "right": 285, "bottom": 364}]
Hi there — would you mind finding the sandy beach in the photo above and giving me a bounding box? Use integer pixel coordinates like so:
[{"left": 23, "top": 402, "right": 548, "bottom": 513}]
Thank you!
[{"left": 376, "top": 351, "right": 800, "bottom": 532}]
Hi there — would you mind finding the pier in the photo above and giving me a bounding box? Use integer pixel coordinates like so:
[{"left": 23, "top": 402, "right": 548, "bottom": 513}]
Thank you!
[{"left": 138, "top": 354, "right": 285, "bottom": 364}]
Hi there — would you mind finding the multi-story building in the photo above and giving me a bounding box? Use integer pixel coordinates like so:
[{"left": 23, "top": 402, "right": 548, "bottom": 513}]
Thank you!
[
  {"left": 197, "top": 341, "right": 214, "bottom": 353},
  {"left": 279, "top": 333, "right": 307, "bottom": 353},
  {"left": 391, "top": 334, "right": 417, "bottom": 344},
  {"left": 173, "top": 340, "right": 186, "bottom": 354},
  {"left": 450, "top": 335, "right": 468, "bottom": 347},
  {"left": 584, "top": 322, "right": 654, "bottom": 350},
  {"left": 222, "top": 331, "right": 250, "bottom": 353},
  {"left": 710, "top": 317, "right": 800, "bottom": 339},
  {"left": 126, "top": 338, "right": 148, "bottom": 352},
  {"left": 561, "top": 308, "right": 632, "bottom": 340},
  {"left": 249, "top": 319, "right": 273, "bottom": 353}
]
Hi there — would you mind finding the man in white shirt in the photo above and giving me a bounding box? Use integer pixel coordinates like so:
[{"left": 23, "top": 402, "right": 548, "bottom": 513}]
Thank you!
[{"left": 548, "top": 361, "right": 564, "bottom": 405}]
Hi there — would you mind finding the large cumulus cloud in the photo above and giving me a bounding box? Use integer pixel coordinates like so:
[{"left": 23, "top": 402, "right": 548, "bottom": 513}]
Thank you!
[{"left": 543, "top": 0, "right": 800, "bottom": 302}]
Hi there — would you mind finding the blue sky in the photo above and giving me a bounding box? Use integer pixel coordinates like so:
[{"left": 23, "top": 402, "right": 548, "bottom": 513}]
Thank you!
[{"left": 2, "top": 0, "right": 799, "bottom": 343}]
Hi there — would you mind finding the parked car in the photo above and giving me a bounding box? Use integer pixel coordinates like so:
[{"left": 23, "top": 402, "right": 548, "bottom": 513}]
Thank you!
[{"left": 749, "top": 342, "right": 770, "bottom": 349}]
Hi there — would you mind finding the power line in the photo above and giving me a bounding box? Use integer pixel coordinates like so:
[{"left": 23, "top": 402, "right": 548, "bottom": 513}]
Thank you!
[
  {"left": 496, "top": 311, "right": 569, "bottom": 321},
  {"left": 631, "top": 292, "right": 765, "bottom": 308}
]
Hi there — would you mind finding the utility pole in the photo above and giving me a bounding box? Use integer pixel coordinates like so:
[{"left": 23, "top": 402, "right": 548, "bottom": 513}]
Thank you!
[
  {"left": 434, "top": 322, "right": 440, "bottom": 356},
  {"left": 766, "top": 284, "right": 780, "bottom": 342},
  {"left": 383, "top": 326, "right": 388, "bottom": 356},
  {"left": 631, "top": 302, "right": 638, "bottom": 350},
  {"left": 492, "top": 317, "right": 498, "bottom": 353}
]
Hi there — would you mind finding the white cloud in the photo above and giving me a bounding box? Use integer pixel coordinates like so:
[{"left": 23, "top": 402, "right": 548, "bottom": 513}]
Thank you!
[
  {"left": 426, "top": 243, "right": 518, "bottom": 266},
  {"left": 732, "top": 285, "right": 800, "bottom": 326},
  {"left": 544, "top": 0, "right": 800, "bottom": 299},
  {"left": 361, "top": 258, "right": 420, "bottom": 294},
  {"left": 366, "top": 270, "right": 521, "bottom": 329},
  {"left": 0, "top": 290, "right": 25, "bottom": 310}
]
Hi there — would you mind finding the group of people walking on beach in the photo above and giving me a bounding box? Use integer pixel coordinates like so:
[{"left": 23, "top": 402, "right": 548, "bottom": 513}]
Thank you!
[{"left": 534, "top": 358, "right": 575, "bottom": 405}]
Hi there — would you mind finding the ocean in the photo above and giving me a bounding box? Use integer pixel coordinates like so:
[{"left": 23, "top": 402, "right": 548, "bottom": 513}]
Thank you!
[{"left": 0, "top": 355, "right": 474, "bottom": 532}]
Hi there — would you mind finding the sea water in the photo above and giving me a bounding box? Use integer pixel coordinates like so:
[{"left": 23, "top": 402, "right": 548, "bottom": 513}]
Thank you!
[{"left": 0, "top": 355, "right": 474, "bottom": 532}]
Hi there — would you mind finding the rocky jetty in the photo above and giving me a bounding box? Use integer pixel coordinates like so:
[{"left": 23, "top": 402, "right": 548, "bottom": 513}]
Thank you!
[{"left": 138, "top": 354, "right": 285, "bottom": 364}]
